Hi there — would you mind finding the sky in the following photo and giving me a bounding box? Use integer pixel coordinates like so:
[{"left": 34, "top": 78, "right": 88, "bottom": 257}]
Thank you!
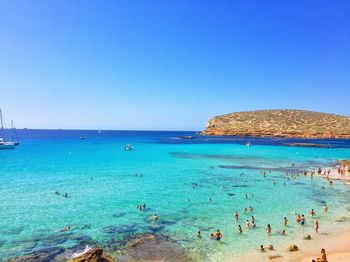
[{"left": 0, "top": 0, "right": 349, "bottom": 130}]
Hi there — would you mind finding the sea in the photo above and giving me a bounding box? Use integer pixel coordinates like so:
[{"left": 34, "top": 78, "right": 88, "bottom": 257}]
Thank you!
[{"left": 1, "top": 130, "right": 350, "bottom": 261}]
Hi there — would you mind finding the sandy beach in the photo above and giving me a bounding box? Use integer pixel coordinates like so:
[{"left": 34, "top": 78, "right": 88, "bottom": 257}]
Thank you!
[
  {"left": 232, "top": 226, "right": 350, "bottom": 262},
  {"left": 288, "top": 229, "right": 350, "bottom": 262},
  {"left": 231, "top": 164, "right": 350, "bottom": 262}
]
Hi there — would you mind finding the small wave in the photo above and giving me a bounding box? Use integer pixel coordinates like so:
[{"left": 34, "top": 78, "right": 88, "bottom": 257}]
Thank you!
[{"left": 71, "top": 245, "right": 91, "bottom": 258}]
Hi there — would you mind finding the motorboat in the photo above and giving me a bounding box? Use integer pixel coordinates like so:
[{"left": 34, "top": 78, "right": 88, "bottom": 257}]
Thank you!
[{"left": 124, "top": 144, "right": 134, "bottom": 151}]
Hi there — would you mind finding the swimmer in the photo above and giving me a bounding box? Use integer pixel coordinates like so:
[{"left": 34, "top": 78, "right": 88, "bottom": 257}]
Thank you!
[
  {"left": 245, "top": 194, "right": 248, "bottom": 199},
  {"left": 310, "top": 209, "right": 316, "bottom": 216},
  {"left": 209, "top": 197, "right": 212, "bottom": 202},
  {"left": 152, "top": 213, "right": 159, "bottom": 221},
  {"left": 266, "top": 244, "right": 274, "bottom": 250},
  {"left": 64, "top": 193, "right": 68, "bottom": 198},
  {"left": 210, "top": 233, "right": 214, "bottom": 239},
  {"left": 260, "top": 245, "right": 265, "bottom": 252},
  {"left": 214, "top": 229, "right": 222, "bottom": 241},
  {"left": 277, "top": 229, "right": 286, "bottom": 235},
  {"left": 249, "top": 206, "right": 253, "bottom": 212},
  {"left": 196, "top": 231, "right": 201, "bottom": 238},
  {"left": 142, "top": 203, "right": 146, "bottom": 209},
  {"left": 245, "top": 220, "right": 250, "bottom": 229},
  {"left": 251, "top": 216, "right": 255, "bottom": 223},
  {"left": 243, "top": 208, "right": 247, "bottom": 213},
  {"left": 251, "top": 221, "right": 256, "bottom": 228},
  {"left": 266, "top": 224, "right": 271, "bottom": 234},
  {"left": 54, "top": 191, "right": 60, "bottom": 195},
  {"left": 234, "top": 211, "right": 239, "bottom": 221},
  {"left": 60, "top": 226, "right": 70, "bottom": 232},
  {"left": 284, "top": 217, "right": 288, "bottom": 226},
  {"left": 296, "top": 214, "right": 301, "bottom": 223},
  {"left": 238, "top": 225, "right": 242, "bottom": 233}
]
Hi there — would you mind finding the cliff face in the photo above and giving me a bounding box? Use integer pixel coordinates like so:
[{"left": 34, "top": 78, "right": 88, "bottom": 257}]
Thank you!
[{"left": 202, "top": 109, "right": 350, "bottom": 139}]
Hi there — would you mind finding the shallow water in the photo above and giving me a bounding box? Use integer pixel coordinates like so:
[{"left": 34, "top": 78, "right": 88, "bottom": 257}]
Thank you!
[{"left": 1, "top": 130, "right": 350, "bottom": 261}]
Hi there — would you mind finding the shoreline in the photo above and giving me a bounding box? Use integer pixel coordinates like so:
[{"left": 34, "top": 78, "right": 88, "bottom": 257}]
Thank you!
[
  {"left": 232, "top": 226, "right": 350, "bottom": 262},
  {"left": 232, "top": 163, "right": 350, "bottom": 262}
]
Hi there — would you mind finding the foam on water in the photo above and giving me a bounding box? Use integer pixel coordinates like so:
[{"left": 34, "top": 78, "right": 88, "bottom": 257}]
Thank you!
[{"left": 0, "top": 130, "right": 350, "bottom": 261}]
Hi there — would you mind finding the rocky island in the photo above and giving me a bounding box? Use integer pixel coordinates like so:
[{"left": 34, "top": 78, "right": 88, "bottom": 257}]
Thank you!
[{"left": 202, "top": 109, "right": 350, "bottom": 139}]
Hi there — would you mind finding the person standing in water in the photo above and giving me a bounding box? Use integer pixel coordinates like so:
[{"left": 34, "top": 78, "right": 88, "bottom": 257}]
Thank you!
[
  {"left": 314, "top": 219, "right": 319, "bottom": 233},
  {"left": 214, "top": 229, "right": 222, "bottom": 241},
  {"left": 245, "top": 220, "right": 250, "bottom": 229},
  {"left": 152, "top": 213, "right": 159, "bottom": 221},
  {"left": 310, "top": 209, "right": 316, "bottom": 216},
  {"left": 234, "top": 211, "right": 239, "bottom": 221},
  {"left": 323, "top": 203, "right": 328, "bottom": 213},
  {"left": 238, "top": 225, "right": 242, "bottom": 233},
  {"left": 266, "top": 224, "right": 271, "bottom": 234},
  {"left": 284, "top": 217, "right": 288, "bottom": 226},
  {"left": 301, "top": 214, "right": 305, "bottom": 225}
]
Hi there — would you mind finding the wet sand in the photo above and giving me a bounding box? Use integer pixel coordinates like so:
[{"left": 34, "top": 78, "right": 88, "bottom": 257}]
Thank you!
[{"left": 231, "top": 228, "right": 350, "bottom": 262}]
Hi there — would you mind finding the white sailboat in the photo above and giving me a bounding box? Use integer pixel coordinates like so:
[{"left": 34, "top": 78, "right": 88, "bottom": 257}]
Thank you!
[
  {"left": 0, "top": 109, "right": 15, "bottom": 149},
  {"left": 11, "top": 120, "right": 19, "bottom": 145}
]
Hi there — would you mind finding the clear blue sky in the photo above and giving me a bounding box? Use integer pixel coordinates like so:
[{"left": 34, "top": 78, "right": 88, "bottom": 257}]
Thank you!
[{"left": 0, "top": 0, "right": 349, "bottom": 130}]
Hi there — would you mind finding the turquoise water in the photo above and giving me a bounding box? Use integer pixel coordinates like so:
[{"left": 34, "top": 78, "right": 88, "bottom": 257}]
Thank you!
[{"left": 1, "top": 130, "right": 350, "bottom": 261}]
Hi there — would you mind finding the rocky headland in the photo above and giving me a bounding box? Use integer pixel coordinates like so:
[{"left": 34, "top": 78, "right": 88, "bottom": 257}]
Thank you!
[{"left": 202, "top": 109, "right": 350, "bottom": 139}]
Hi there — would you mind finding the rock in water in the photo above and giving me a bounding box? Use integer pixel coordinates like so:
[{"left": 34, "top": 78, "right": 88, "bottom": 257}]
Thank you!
[
  {"left": 67, "top": 247, "right": 116, "bottom": 262},
  {"left": 303, "top": 234, "right": 312, "bottom": 240},
  {"left": 122, "top": 234, "right": 190, "bottom": 261},
  {"left": 202, "top": 109, "right": 350, "bottom": 139},
  {"left": 288, "top": 244, "right": 299, "bottom": 252}
]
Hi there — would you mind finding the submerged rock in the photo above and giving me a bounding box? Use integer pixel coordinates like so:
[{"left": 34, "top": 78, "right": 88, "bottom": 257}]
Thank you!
[
  {"left": 10, "top": 246, "right": 65, "bottom": 262},
  {"left": 102, "top": 225, "right": 137, "bottom": 234},
  {"left": 67, "top": 247, "right": 116, "bottom": 262},
  {"left": 122, "top": 234, "right": 191, "bottom": 261},
  {"left": 287, "top": 244, "right": 299, "bottom": 252}
]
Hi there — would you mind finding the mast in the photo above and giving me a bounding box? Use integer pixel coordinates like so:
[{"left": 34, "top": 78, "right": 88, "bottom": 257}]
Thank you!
[{"left": 0, "top": 109, "right": 4, "bottom": 139}]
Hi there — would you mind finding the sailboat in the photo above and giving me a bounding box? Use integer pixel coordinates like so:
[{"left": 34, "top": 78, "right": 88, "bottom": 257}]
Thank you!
[
  {"left": 0, "top": 109, "right": 15, "bottom": 149},
  {"left": 11, "top": 120, "right": 19, "bottom": 145}
]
